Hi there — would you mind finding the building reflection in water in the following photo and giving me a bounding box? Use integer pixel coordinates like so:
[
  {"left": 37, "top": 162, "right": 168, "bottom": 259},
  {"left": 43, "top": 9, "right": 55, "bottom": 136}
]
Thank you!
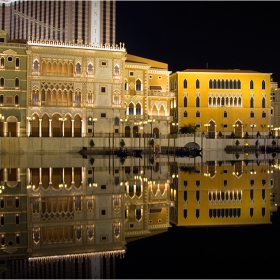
[{"left": 0, "top": 152, "right": 279, "bottom": 278}]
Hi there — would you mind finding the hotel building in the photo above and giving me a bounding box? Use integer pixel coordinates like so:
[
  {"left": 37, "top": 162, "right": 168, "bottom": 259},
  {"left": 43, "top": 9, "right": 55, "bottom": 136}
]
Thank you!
[{"left": 0, "top": 0, "right": 116, "bottom": 46}]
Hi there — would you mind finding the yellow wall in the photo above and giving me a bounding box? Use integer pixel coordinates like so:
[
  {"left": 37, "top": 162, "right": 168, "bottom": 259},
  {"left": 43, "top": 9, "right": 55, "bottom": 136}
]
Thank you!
[{"left": 170, "top": 70, "right": 271, "bottom": 136}]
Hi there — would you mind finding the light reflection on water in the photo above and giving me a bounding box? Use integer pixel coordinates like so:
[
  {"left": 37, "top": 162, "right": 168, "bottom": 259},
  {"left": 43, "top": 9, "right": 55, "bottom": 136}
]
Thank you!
[{"left": 0, "top": 152, "right": 280, "bottom": 279}]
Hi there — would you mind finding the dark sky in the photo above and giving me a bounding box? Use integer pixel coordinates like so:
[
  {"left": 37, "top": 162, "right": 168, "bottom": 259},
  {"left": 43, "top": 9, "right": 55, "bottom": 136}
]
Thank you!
[{"left": 116, "top": 1, "right": 280, "bottom": 83}]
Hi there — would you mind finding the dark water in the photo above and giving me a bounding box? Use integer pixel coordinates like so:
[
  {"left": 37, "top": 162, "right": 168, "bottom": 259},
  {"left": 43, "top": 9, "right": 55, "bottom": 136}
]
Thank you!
[{"left": 117, "top": 209, "right": 280, "bottom": 279}]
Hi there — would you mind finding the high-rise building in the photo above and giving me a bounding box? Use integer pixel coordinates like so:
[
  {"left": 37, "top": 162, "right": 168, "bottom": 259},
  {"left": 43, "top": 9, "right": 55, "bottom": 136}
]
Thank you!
[{"left": 0, "top": 0, "right": 115, "bottom": 46}]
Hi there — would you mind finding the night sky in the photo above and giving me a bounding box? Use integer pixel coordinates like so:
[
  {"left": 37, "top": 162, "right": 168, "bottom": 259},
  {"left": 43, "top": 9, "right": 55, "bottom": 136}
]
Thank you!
[{"left": 116, "top": 1, "right": 280, "bottom": 83}]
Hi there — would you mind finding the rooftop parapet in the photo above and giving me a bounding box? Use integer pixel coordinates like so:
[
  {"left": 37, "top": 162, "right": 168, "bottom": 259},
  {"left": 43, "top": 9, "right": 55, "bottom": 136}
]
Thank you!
[{"left": 27, "top": 39, "right": 126, "bottom": 52}]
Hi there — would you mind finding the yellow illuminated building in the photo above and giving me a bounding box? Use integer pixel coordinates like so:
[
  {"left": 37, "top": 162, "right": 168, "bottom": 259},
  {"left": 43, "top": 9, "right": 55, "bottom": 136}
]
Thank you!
[
  {"left": 170, "top": 159, "right": 272, "bottom": 226},
  {"left": 170, "top": 69, "right": 272, "bottom": 138}
]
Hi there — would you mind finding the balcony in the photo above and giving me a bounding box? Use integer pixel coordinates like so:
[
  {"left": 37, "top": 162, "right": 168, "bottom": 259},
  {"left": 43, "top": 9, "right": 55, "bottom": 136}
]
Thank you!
[
  {"left": 40, "top": 101, "right": 81, "bottom": 107},
  {"left": 148, "top": 91, "right": 175, "bottom": 98}
]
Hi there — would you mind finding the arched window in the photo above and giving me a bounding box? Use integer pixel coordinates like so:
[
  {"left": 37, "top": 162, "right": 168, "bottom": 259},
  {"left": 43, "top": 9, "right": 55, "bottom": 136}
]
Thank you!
[
  {"left": 237, "top": 80, "right": 241, "bottom": 89},
  {"left": 225, "top": 80, "right": 229, "bottom": 89},
  {"left": 15, "top": 95, "right": 19, "bottom": 105},
  {"left": 221, "top": 97, "right": 225, "bottom": 106},
  {"left": 238, "top": 97, "right": 242, "bottom": 106},
  {"left": 0, "top": 77, "right": 4, "bottom": 87},
  {"left": 114, "top": 65, "right": 119, "bottom": 75},
  {"left": 136, "top": 79, "right": 141, "bottom": 91},
  {"left": 229, "top": 80, "right": 233, "bottom": 89},
  {"left": 113, "top": 95, "right": 119, "bottom": 105},
  {"left": 221, "top": 80, "right": 225, "bottom": 89},
  {"left": 15, "top": 58, "right": 20, "bottom": 68},
  {"left": 233, "top": 80, "right": 237, "bottom": 89},
  {"left": 136, "top": 103, "right": 141, "bottom": 115},
  {"left": 88, "top": 63, "right": 93, "bottom": 75},
  {"left": 196, "top": 111, "right": 200, "bottom": 118},
  {"left": 0, "top": 57, "right": 4, "bottom": 68},
  {"left": 209, "top": 80, "right": 213, "bottom": 89},
  {"left": 33, "top": 60, "right": 39, "bottom": 73},
  {"left": 129, "top": 103, "right": 134, "bottom": 115},
  {"left": 196, "top": 79, "right": 200, "bottom": 89},
  {"left": 262, "top": 80, "right": 265, "bottom": 90},
  {"left": 208, "top": 97, "right": 212, "bottom": 106},
  {"left": 213, "top": 80, "right": 217, "bottom": 89},
  {"left": 250, "top": 80, "right": 254, "bottom": 89},
  {"left": 184, "top": 111, "right": 188, "bottom": 118},
  {"left": 114, "top": 117, "right": 119, "bottom": 126},
  {"left": 250, "top": 97, "right": 254, "bottom": 108},
  {"left": 262, "top": 97, "right": 265, "bottom": 108},
  {"left": 184, "top": 96, "right": 187, "bottom": 107},
  {"left": 183, "top": 79, "right": 187, "bottom": 89},
  {"left": 217, "top": 80, "right": 220, "bottom": 89},
  {"left": 76, "top": 62, "right": 81, "bottom": 74},
  {"left": 196, "top": 96, "right": 200, "bottom": 107},
  {"left": 15, "top": 78, "right": 19, "bottom": 88},
  {"left": 124, "top": 79, "right": 128, "bottom": 90}
]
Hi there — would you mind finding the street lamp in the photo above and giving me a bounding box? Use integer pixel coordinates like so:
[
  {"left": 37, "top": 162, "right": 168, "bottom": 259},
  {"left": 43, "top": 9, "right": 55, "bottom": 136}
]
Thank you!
[
  {"left": 0, "top": 182, "right": 5, "bottom": 194},
  {"left": 26, "top": 116, "right": 35, "bottom": 137},
  {"left": 120, "top": 118, "right": 128, "bottom": 137},
  {"left": 89, "top": 117, "right": 97, "bottom": 137},
  {"left": 250, "top": 124, "right": 256, "bottom": 139},
  {"left": 204, "top": 123, "right": 210, "bottom": 138},
  {"left": 268, "top": 124, "right": 273, "bottom": 138},
  {"left": 27, "top": 168, "right": 36, "bottom": 190},
  {"left": 172, "top": 122, "right": 179, "bottom": 135},
  {"left": 148, "top": 119, "right": 155, "bottom": 137},
  {"left": 59, "top": 117, "right": 67, "bottom": 137}
]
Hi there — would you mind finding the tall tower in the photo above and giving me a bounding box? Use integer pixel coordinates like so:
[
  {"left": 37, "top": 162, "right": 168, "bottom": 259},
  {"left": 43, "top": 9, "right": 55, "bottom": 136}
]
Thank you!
[{"left": 0, "top": 0, "right": 116, "bottom": 45}]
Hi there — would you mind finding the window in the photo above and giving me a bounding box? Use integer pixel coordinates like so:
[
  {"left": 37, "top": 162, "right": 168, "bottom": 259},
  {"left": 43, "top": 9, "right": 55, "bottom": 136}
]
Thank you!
[
  {"left": 237, "top": 80, "right": 241, "bottom": 89},
  {"left": 136, "top": 103, "right": 141, "bottom": 115},
  {"left": 196, "top": 111, "right": 200, "bottom": 118},
  {"left": 114, "top": 117, "right": 119, "bottom": 126},
  {"left": 183, "top": 79, "right": 187, "bottom": 89},
  {"left": 8, "top": 57, "right": 12, "bottom": 62},
  {"left": 196, "top": 209, "right": 200, "bottom": 218},
  {"left": 262, "top": 80, "right": 265, "bottom": 90},
  {"left": 250, "top": 97, "right": 254, "bottom": 108},
  {"left": 101, "top": 113, "right": 106, "bottom": 118},
  {"left": 76, "top": 62, "right": 81, "bottom": 74},
  {"left": 0, "top": 215, "right": 4, "bottom": 226},
  {"left": 250, "top": 80, "right": 254, "bottom": 89},
  {"left": 0, "top": 57, "right": 4, "bottom": 68},
  {"left": 101, "top": 86, "right": 106, "bottom": 93},
  {"left": 15, "top": 78, "right": 19, "bottom": 88},
  {"left": 196, "top": 79, "right": 200, "bottom": 89},
  {"left": 0, "top": 77, "right": 4, "bottom": 87},
  {"left": 88, "top": 63, "right": 93, "bottom": 75},
  {"left": 209, "top": 79, "right": 213, "bottom": 89},
  {"left": 262, "top": 111, "right": 266, "bottom": 118},
  {"left": 129, "top": 71, "right": 134, "bottom": 76},
  {"left": 0, "top": 95, "right": 3, "bottom": 104},
  {"left": 262, "top": 97, "right": 265, "bottom": 108},
  {"left": 184, "top": 111, "right": 188, "bottom": 118},
  {"left": 196, "top": 180, "right": 200, "bottom": 187},
  {"left": 15, "top": 214, "right": 20, "bottom": 225},
  {"left": 250, "top": 208, "right": 254, "bottom": 217},
  {"left": 184, "top": 96, "right": 187, "bottom": 107},
  {"left": 33, "top": 60, "right": 39, "bottom": 73},
  {"left": 114, "top": 95, "right": 119, "bottom": 105},
  {"left": 15, "top": 58, "right": 20, "bottom": 68},
  {"left": 129, "top": 103, "right": 134, "bottom": 115},
  {"left": 15, "top": 95, "right": 19, "bottom": 105},
  {"left": 114, "top": 65, "right": 119, "bottom": 75},
  {"left": 101, "top": 61, "right": 107, "bottom": 66},
  {"left": 196, "top": 97, "right": 200, "bottom": 107},
  {"left": 158, "top": 76, "right": 162, "bottom": 80},
  {"left": 183, "top": 209, "right": 187, "bottom": 219},
  {"left": 250, "top": 111, "right": 254, "bottom": 118},
  {"left": 136, "top": 79, "right": 141, "bottom": 91},
  {"left": 101, "top": 209, "right": 106, "bottom": 215},
  {"left": 223, "top": 180, "right": 227, "bottom": 187}
]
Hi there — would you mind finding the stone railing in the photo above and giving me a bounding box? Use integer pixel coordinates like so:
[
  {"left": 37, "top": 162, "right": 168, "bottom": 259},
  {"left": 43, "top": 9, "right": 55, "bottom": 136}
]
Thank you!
[{"left": 28, "top": 39, "right": 126, "bottom": 52}]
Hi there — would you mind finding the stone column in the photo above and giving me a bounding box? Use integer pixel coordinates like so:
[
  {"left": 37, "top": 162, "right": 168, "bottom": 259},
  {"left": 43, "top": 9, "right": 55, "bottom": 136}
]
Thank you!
[
  {"left": 49, "top": 119, "right": 52, "bottom": 137},
  {"left": 71, "top": 119, "right": 74, "bottom": 137},
  {"left": 39, "top": 119, "right": 42, "bottom": 137}
]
